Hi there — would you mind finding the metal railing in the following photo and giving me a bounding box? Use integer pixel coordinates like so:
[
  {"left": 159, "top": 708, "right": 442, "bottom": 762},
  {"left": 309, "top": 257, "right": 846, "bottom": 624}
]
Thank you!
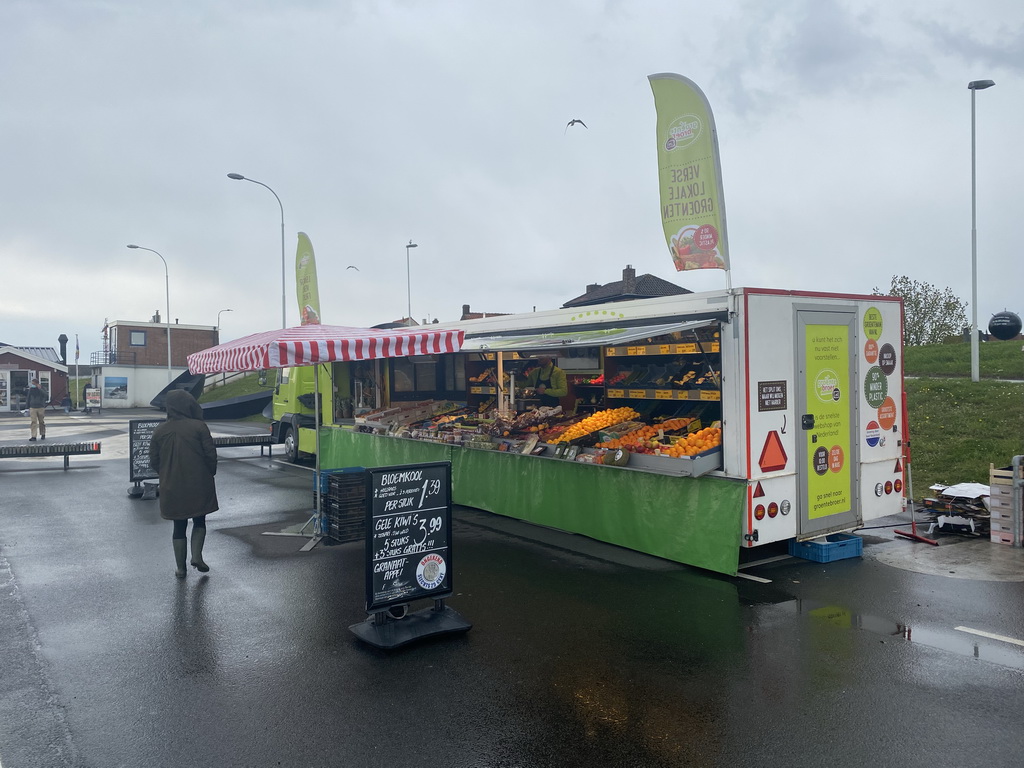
[{"left": 90, "top": 351, "right": 137, "bottom": 366}]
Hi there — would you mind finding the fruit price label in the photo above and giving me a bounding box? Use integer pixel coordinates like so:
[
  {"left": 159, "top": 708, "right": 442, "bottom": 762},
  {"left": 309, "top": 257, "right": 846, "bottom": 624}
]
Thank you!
[
  {"left": 658, "top": 345, "right": 671, "bottom": 355},
  {"left": 700, "top": 390, "right": 721, "bottom": 401},
  {"left": 655, "top": 390, "right": 674, "bottom": 400},
  {"left": 628, "top": 389, "right": 648, "bottom": 399},
  {"left": 627, "top": 346, "right": 645, "bottom": 356},
  {"left": 675, "top": 343, "right": 698, "bottom": 354},
  {"left": 365, "top": 461, "right": 453, "bottom": 612},
  {"left": 606, "top": 388, "right": 625, "bottom": 398}
]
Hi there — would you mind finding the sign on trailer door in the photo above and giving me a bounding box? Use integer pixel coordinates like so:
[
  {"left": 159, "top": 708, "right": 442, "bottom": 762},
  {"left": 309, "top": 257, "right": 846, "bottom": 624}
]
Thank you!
[{"left": 797, "top": 308, "right": 859, "bottom": 536}]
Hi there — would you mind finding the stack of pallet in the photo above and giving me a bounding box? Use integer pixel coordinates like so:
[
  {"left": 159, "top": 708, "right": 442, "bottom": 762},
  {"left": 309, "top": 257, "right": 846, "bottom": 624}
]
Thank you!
[{"left": 989, "top": 462, "right": 1024, "bottom": 546}]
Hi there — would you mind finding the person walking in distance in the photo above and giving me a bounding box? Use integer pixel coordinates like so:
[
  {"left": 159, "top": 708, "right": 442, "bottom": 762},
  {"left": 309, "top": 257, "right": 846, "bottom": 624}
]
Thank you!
[
  {"left": 149, "top": 390, "right": 218, "bottom": 578},
  {"left": 26, "top": 378, "right": 47, "bottom": 441}
]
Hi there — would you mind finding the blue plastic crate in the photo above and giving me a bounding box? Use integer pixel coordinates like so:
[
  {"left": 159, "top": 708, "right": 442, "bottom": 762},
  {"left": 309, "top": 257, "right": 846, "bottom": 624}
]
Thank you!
[
  {"left": 314, "top": 466, "right": 366, "bottom": 494},
  {"left": 788, "top": 533, "right": 863, "bottom": 563}
]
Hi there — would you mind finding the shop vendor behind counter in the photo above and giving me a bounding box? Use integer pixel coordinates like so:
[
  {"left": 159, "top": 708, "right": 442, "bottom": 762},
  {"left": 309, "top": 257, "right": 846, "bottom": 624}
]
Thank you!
[{"left": 519, "top": 355, "right": 568, "bottom": 407}]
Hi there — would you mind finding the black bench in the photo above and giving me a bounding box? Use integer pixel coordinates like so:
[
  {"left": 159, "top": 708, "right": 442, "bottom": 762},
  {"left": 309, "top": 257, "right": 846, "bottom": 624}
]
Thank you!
[
  {"left": 212, "top": 434, "right": 276, "bottom": 457},
  {"left": 0, "top": 441, "right": 103, "bottom": 470}
]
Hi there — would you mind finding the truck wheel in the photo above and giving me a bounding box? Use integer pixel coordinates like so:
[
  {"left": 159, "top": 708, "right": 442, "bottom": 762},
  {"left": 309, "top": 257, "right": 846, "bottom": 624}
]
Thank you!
[{"left": 283, "top": 427, "right": 299, "bottom": 463}]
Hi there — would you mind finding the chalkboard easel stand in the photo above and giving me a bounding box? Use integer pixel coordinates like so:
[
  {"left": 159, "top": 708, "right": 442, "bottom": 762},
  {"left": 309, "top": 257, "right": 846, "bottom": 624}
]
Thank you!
[
  {"left": 349, "top": 599, "right": 472, "bottom": 650},
  {"left": 260, "top": 509, "right": 324, "bottom": 552}
]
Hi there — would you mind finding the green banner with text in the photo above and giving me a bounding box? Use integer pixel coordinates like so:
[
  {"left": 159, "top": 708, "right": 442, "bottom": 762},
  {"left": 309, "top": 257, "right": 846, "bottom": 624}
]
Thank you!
[
  {"left": 296, "top": 231, "right": 322, "bottom": 325},
  {"left": 649, "top": 73, "right": 730, "bottom": 273}
]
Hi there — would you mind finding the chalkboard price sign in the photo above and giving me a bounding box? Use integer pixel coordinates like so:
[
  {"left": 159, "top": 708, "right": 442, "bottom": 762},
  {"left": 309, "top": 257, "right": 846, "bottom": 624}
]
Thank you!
[
  {"left": 365, "top": 461, "right": 453, "bottom": 612},
  {"left": 129, "top": 419, "right": 164, "bottom": 482}
]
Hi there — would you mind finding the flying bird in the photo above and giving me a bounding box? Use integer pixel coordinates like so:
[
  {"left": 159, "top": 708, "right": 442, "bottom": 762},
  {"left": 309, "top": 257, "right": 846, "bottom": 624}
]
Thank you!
[
  {"left": 346, "top": 265, "right": 359, "bottom": 271},
  {"left": 564, "top": 119, "right": 587, "bottom": 134}
]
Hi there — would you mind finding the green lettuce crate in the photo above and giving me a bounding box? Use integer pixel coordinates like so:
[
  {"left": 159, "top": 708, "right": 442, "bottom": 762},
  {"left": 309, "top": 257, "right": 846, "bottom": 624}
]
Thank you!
[{"left": 788, "top": 533, "right": 863, "bottom": 563}]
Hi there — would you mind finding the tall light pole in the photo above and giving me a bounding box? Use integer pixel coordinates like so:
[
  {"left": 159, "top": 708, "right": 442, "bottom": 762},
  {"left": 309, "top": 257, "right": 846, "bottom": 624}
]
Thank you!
[
  {"left": 968, "top": 79, "right": 995, "bottom": 383},
  {"left": 405, "top": 240, "right": 418, "bottom": 325},
  {"left": 228, "top": 173, "right": 286, "bottom": 329},
  {"left": 127, "top": 244, "right": 172, "bottom": 384},
  {"left": 217, "top": 308, "right": 233, "bottom": 335}
]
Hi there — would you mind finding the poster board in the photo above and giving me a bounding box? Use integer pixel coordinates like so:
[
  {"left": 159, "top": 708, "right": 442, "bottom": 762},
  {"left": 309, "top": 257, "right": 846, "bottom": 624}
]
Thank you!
[
  {"left": 365, "top": 461, "right": 453, "bottom": 612},
  {"left": 129, "top": 418, "right": 164, "bottom": 483},
  {"left": 85, "top": 388, "right": 102, "bottom": 411}
]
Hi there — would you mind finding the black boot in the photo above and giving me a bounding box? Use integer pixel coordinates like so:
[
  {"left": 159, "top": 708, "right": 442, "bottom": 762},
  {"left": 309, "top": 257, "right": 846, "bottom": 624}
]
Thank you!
[
  {"left": 172, "top": 539, "right": 188, "bottom": 579},
  {"left": 190, "top": 527, "right": 210, "bottom": 572}
]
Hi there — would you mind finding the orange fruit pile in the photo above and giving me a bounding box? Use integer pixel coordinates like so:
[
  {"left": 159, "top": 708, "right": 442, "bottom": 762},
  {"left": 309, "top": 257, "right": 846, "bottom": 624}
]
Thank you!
[
  {"left": 595, "top": 418, "right": 692, "bottom": 449},
  {"left": 552, "top": 407, "right": 640, "bottom": 444},
  {"left": 663, "top": 426, "right": 722, "bottom": 458}
]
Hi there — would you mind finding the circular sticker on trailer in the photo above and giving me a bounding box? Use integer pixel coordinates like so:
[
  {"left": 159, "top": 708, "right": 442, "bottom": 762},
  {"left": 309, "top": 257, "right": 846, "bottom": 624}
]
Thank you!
[
  {"left": 863, "top": 307, "right": 883, "bottom": 340},
  {"left": 865, "top": 420, "right": 881, "bottom": 447},
  {"left": 416, "top": 554, "right": 447, "bottom": 590},
  {"left": 878, "top": 343, "right": 897, "bottom": 376},
  {"left": 864, "top": 367, "right": 887, "bottom": 408},
  {"left": 864, "top": 338, "right": 879, "bottom": 364},
  {"left": 814, "top": 369, "right": 841, "bottom": 403},
  {"left": 829, "top": 445, "right": 844, "bottom": 473},
  {"left": 812, "top": 446, "right": 829, "bottom": 475},
  {"left": 877, "top": 397, "right": 897, "bottom": 430}
]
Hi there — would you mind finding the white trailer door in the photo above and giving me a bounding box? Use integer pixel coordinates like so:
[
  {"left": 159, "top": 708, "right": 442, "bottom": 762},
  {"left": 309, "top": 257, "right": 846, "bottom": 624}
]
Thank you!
[{"left": 796, "top": 308, "right": 860, "bottom": 536}]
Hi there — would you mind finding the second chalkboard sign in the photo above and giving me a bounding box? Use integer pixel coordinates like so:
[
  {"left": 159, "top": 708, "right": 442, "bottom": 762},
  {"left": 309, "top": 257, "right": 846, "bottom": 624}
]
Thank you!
[
  {"left": 365, "top": 461, "right": 453, "bottom": 612},
  {"left": 129, "top": 419, "right": 164, "bottom": 483}
]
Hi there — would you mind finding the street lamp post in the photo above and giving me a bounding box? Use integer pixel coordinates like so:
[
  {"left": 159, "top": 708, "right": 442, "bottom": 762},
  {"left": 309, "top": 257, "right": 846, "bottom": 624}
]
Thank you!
[
  {"left": 228, "top": 173, "right": 286, "bottom": 329},
  {"left": 126, "top": 244, "right": 172, "bottom": 384},
  {"left": 217, "top": 308, "right": 233, "bottom": 335},
  {"left": 405, "top": 240, "right": 418, "bottom": 325},
  {"left": 968, "top": 79, "right": 995, "bottom": 383}
]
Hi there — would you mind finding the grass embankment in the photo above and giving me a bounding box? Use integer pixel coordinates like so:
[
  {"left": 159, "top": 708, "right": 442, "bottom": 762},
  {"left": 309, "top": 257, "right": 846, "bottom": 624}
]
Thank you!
[
  {"left": 197, "top": 370, "right": 278, "bottom": 403},
  {"left": 198, "top": 371, "right": 278, "bottom": 422},
  {"left": 904, "top": 340, "right": 1023, "bottom": 494}
]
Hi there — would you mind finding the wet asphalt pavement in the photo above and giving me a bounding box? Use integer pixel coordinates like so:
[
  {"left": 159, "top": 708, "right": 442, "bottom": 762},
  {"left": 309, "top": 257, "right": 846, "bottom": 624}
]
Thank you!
[{"left": 2, "top": 409, "right": 1023, "bottom": 767}]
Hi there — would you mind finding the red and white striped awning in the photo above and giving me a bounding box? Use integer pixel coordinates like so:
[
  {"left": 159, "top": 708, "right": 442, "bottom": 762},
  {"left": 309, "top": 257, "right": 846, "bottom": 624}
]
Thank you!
[{"left": 187, "top": 324, "right": 465, "bottom": 374}]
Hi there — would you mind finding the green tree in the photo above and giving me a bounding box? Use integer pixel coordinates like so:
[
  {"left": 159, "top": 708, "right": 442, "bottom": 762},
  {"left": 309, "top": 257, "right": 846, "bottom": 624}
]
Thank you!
[{"left": 872, "top": 276, "right": 968, "bottom": 347}]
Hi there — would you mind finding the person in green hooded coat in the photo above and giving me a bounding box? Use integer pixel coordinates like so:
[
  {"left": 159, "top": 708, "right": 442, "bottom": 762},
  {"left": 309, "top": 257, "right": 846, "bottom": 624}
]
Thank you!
[{"left": 150, "top": 389, "right": 219, "bottom": 578}]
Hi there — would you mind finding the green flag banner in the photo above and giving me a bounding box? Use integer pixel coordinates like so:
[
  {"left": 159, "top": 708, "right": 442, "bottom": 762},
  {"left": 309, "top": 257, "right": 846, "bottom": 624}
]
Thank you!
[
  {"left": 296, "top": 231, "right": 322, "bottom": 325},
  {"left": 648, "top": 73, "right": 730, "bottom": 273}
]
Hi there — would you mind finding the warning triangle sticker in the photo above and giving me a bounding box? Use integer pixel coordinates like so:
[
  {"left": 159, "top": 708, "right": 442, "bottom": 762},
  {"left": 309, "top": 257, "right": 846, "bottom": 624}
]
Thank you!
[
  {"left": 758, "top": 431, "right": 788, "bottom": 473},
  {"left": 752, "top": 481, "right": 765, "bottom": 498},
  {"left": 894, "top": 459, "right": 902, "bottom": 473}
]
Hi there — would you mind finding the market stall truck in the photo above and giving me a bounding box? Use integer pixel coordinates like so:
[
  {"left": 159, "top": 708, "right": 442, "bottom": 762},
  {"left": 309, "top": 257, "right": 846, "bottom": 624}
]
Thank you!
[{"left": 274, "top": 288, "right": 906, "bottom": 576}]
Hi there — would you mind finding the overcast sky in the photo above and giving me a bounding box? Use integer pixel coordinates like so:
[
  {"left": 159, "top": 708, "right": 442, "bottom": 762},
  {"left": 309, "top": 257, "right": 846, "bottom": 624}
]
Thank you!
[{"left": 2, "top": 0, "right": 1020, "bottom": 356}]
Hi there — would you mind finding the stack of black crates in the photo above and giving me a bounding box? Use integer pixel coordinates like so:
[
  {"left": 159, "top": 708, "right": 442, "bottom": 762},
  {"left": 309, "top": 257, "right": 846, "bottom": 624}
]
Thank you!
[{"left": 318, "top": 468, "right": 367, "bottom": 543}]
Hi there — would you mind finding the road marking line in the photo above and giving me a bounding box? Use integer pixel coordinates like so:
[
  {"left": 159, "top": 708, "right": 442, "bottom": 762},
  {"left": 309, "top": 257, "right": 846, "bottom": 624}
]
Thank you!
[
  {"left": 955, "top": 626, "right": 1024, "bottom": 648},
  {"left": 736, "top": 572, "right": 772, "bottom": 584}
]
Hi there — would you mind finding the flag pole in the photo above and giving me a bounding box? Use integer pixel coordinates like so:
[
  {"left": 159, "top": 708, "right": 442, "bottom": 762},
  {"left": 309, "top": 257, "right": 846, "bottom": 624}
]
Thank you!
[{"left": 74, "top": 334, "right": 80, "bottom": 410}]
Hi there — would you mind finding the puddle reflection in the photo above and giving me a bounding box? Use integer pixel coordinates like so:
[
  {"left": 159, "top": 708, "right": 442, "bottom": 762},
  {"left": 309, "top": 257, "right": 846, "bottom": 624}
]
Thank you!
[{"left": 758, "top": 598, "right": 1024, "bottom": 671}]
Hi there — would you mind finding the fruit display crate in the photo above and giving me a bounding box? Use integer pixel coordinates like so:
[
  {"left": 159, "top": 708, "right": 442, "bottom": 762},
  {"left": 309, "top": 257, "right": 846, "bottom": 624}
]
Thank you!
[
  {"left": 625, "top": 447, "right": 722, "bottom": 478},
  {"left": 788, "top": 533, "right": 863, "bottom": 563}
]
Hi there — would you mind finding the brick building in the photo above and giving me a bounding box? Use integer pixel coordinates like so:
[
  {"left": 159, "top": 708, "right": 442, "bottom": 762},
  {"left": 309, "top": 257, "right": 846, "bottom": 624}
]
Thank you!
[{"left": 90, "top": 317, "right": 218, "bottom": 408}]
